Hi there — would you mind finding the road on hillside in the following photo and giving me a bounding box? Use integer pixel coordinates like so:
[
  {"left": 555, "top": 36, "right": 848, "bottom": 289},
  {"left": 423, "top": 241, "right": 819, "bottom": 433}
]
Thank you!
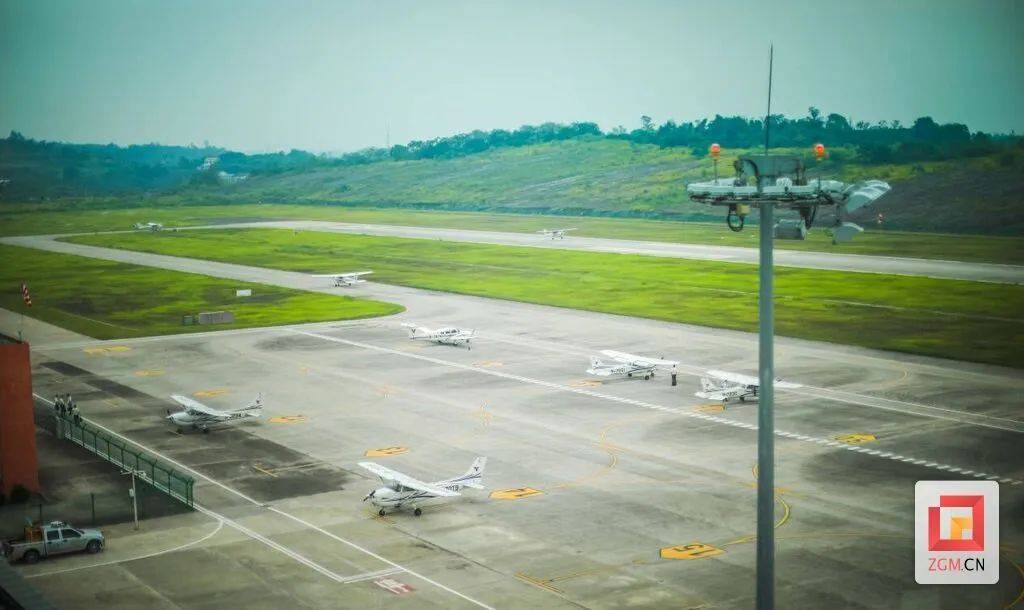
[{"left": 204, "top": 220, "right": 1024, "bottom": 284}]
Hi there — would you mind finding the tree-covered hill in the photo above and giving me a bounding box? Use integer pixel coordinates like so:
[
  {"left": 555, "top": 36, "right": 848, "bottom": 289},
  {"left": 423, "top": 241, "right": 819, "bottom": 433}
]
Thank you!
[{"left": 2, "top": 109, "right": 1021, "bottom": 234}]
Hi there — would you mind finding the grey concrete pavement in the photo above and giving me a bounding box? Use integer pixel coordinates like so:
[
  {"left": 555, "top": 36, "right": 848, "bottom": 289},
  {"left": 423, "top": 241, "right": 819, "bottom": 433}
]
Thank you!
[{"left": 6, "top": 232, "right": 1024, "bottom": 608}]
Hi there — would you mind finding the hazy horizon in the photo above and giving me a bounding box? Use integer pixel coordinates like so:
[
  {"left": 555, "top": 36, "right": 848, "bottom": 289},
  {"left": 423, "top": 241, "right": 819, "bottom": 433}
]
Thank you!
[{"left": 2, "top": 0, "right": 1021, "bottom": 154}]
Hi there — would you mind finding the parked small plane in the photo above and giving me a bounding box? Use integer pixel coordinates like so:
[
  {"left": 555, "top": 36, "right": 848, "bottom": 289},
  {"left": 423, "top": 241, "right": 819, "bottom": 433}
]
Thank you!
[
  {"left": 586, "top": 350, "right": 679, "bottom": 380},
  {"left": 166, "top": 394, "right": 263, "bottom": 433},
  {"left": 538, "top": 228, "right": 577, "bottom": 239},
  {"left": 133, "top": 222, "right": 163, "bottom": 231},
  {"left": 360, "top": 457, "right": 486, "bottom": 516},
  {"left": 312, "top": 270, "right": 373, "bottom": 287},
  {"left": 402, "top": 323, "right": 475, "bottom": 347},
  {"left": 695, "top": 370, "right": 802, "bottom": 403}
]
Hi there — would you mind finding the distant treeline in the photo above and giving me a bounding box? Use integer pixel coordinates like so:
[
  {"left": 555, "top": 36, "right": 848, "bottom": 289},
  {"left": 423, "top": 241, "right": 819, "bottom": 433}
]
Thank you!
[{"left": 1, "top": 108, "right": 1019, "bottom": 200}]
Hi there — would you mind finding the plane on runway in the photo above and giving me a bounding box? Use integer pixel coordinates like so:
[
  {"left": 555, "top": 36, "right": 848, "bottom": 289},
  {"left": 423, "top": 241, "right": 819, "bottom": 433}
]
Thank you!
[
  {"left": 166, "top": 394, "right": 263, "bottom": 433},
  {"left": 538, "top": 228, "right": 576, "bottom": 239},
  {"left": 695, "top": 370, "right": 802, "bottom": 403},
  {"left": 402, "top": 323, "right": 475, "bottom": 347},
  {"left": 586, "top": 350, "right": 678, "bottom": 380},
  {"left": 360, "top": 457, "right": 486, "bottom": 516},
  {"left": 133, "top": 222, "right": 164, "bottom": 231},
  {"left": 312, "top": 270, "right": 373, "bottom": 287}
]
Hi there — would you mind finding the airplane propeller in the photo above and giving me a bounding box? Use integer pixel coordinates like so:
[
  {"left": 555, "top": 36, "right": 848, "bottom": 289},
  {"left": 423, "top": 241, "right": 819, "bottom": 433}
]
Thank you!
[{"left": 362, "top": 490, "right": 375, "bottom": 502}]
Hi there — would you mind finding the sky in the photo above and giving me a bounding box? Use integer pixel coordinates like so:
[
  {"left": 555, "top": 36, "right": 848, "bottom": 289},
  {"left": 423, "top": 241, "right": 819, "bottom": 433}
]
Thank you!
[{"left": 1, "top": 0, "right": 1021, "bottom": 153}]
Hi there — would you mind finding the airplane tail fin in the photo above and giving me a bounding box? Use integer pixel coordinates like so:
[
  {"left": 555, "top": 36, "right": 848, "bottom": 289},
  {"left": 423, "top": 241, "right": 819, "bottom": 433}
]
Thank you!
[
  {"left": 590, "top": 356, "right": 603, "bottom": 368},
  {"left": 459, "top": 457, "right": 486, "bottom": 489},
  {"left": 401, "top": 322, "right": 420, "bottom": 338},
  {"left": 235, "top": 394, "right": 264, "bottom": 417},
  {"left": 700, "top": 377, "right": 715, "bottom": 392}
]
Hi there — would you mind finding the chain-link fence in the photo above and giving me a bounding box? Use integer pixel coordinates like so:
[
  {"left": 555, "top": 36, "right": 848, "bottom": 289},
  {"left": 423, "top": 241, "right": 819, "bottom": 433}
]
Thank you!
[{"left": 51, "top": 409, "right": 194, "bottom": 508}]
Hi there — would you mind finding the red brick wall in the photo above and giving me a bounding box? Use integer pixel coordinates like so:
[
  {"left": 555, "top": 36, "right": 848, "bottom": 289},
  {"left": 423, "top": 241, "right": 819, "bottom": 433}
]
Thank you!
[{"left": 0, "top": 342, "right": 40, "bottom": 494}]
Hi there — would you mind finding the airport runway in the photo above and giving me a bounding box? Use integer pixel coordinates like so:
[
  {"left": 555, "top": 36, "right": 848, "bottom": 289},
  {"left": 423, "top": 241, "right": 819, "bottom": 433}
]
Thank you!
[
  {"left": 199, "top": 220, "right": 1024, "bottom": 284},
  {"left": 6, "top": 237, "right": 1024, "bottom": 608}
]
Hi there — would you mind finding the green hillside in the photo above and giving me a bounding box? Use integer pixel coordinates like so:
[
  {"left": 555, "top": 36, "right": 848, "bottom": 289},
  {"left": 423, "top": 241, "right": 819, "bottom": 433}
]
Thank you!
[{"left": 185, "top": 138, "right": 1024, "bottom": 235}]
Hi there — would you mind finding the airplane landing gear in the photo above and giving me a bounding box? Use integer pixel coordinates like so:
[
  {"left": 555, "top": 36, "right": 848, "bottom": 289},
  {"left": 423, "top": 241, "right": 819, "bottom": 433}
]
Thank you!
[
  {"left": 414, "top": 507, "right": 422, "bottom": 517},
  {"left": 378, "top": 508, "right": 386, "bottom": 516}
]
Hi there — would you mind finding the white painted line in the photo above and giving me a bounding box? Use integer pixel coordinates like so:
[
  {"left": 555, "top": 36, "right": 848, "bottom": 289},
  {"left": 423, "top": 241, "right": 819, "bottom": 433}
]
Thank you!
[
  {"left": 33, "top": 393, "right": 495, "bottom": 609},
  {"left": 26, "top": 518, "right": 225, "bottom": 578},
  {"left": 289, "top": 329, "right": 1023, "bottom": 486}
]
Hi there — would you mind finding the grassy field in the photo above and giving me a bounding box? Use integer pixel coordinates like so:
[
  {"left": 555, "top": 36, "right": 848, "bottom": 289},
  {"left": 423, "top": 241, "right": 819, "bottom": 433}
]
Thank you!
[
  {"left": 0, "top": 244, "right": 402, "bottom": 339},
  {"left": 66, "top": 229, "right": 1024, "bottom": 367},
  {"left": 3, "top": 203, "right": 1021, "bottom": 265}
]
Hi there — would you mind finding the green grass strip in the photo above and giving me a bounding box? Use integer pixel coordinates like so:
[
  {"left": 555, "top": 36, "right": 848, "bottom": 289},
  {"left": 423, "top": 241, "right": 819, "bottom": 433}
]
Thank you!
[
  {"left": 64, "top": 229, "right": 1024, "bottom": 367},
  {"left": 0, "top": 243, "right": 402, "bottom": 339}
]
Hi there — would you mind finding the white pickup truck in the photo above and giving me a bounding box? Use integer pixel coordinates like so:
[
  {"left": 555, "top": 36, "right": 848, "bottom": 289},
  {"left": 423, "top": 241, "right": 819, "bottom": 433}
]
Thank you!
[{"left": 3, "top": 521, "right": 104, "bottom": 564}]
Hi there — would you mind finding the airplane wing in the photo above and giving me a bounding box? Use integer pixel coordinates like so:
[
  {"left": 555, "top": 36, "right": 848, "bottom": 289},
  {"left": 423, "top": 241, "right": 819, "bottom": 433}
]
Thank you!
[
  {"left": 706, "top": 370, "right": 801, "bottom": 388},
  {"left": 357, "top": 462, "right": 460, "bottom": 497},
  {"left": 586, "top": 367, "right": 614, "bottom": 376},
  {"left": 706, "top": 369, "right": 759, "bottom": 387},
  {"left": 602, "top": 350, "right": 678, "bottom": 367},
  {"left": 170, "top": 394, "right": 225, "bottom": 417},
  {"left": 695, "top": 389, "right": 734, "bottom": 401}
]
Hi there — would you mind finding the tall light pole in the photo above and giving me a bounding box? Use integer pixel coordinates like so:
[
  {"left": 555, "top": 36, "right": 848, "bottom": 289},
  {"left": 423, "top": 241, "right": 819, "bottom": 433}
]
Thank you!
[
  {"left": 756, "top": 44, "right": 775, "bottom": 610},
  {"left": 684, "top": 45, "right": 892, "bottom": 610}
]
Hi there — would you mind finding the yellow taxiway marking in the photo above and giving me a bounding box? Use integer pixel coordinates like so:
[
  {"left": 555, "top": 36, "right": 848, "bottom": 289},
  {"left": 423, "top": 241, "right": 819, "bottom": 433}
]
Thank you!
[
  {"left": 693, "top": 403, "right": 725, "bottom": 413},
  {"left": 375, "top": 386, "right": 395, "bottom": 398},
  {"left": 364, "top": 447, "right": 408, "bottom": 457},
  {"left": 253, "top": 461, "right": 321, "bottom": 477},
  {"left": 568, "top": 379, "right": 602, "bottom": 388},
  {"left": 517, "top": 559, "right": 650, "bottom": 594},
  {"left": 133, "top": 369, "right": 165, "bottom": 377},
  {"left": 726, "top": 464, "right": 794, "bottom": 546},
  {"left": 1004, "top": 553, "right": 1024, "bottom": 609},
  {"left": 252, "top": 463, "right": 278, "bottom": 478},
  {"left": 553, "top": 420, "right": 626, "bottom": 490},
  {"left": 515, "top": 572, "right": 564, "bottom": 594},
  {"left": 490, "top": 487, "right": 544, "bottom": 500},
  {"left": 194, "top": 389, "right": 229, "bottom": 398},
  {"left": 660, "top": 542, "right": 725, "bottom": 560},
  {"left": 834, "top": 433, "right": 877, "bottom": 445},
  {"left": 299, "top": 366, "right": 311, "bottom": 376},
  {"left": 268, "top": 415, "right": 307, "bottom": 424},
  {"left": 473, "top": 360, "right": 503, "bottom": 368},
  {"left": 83, "top": 345, "right": 131, "bottom": 355},
  {"left": 472, "top": 405, "right": 493, "bottom": 427}
]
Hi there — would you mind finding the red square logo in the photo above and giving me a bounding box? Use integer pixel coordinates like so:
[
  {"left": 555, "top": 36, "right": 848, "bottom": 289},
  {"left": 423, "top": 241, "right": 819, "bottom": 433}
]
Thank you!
[{"left": 927, "top": 494, "right": 984, "bottom": 552}]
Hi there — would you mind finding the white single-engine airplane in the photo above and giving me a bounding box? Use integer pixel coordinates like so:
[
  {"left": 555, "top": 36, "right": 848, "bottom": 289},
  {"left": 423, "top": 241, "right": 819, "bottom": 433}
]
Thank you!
[
  {"left": 166, "top": 394, "right": 263, "bottom": 433},
  {"left": 312, "top": 270, "right": 373, "bottom": 287},
  {"left": 401, "top": 323, "right": 475, "bottom": 348},
  {"left": 133, "top": 222, "right": 163, "bottom": 231},
  {"left": 586, "top": 350, "right": 679, "bottom": 380},
  {"left": 695, "top": 370, "right": 802, "bottom": 403},
  {"left": 360, "top": 457, "right": 486, "bottom": 516},
  {"left": 538, "top": 228, "right": 577, "bottom": 239}
]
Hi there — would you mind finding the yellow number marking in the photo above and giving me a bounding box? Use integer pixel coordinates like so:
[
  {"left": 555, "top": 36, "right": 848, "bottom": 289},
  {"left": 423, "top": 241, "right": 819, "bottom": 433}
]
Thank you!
[
  {"left": 473, "top": 360, "right": 503, "bottom": 368},
  {"left": 194, "top": 389, "right": 229, "bottom": 398},
  {"left": 268, "top": 415, "right": 307, "bottom": 424},
  {"left": 569, "top": 380, "right": 602, "bottom": 388},
  {"left": 660, "top": 542, "right": 725, "bottom": 560},
  {"left": 834, "top": 433, "right": 877, "bottom": 445},
  {"left": 364, "top": 447, "right": 408, "bottom": 457},
  {"left": 84, "top": 346, "right": 131, "bottom": 355},
  {"left": 694, "top": 404, "right": 724, "bottom": 413},
  {"left": 490, "top": 487, "right": 544, "bottom": 500}
]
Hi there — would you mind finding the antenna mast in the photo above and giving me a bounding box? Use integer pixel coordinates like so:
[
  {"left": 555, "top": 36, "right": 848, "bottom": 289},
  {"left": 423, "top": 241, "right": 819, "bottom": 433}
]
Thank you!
[{"left": 764, "top": 44, "right": 773, "bottom": 156}]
